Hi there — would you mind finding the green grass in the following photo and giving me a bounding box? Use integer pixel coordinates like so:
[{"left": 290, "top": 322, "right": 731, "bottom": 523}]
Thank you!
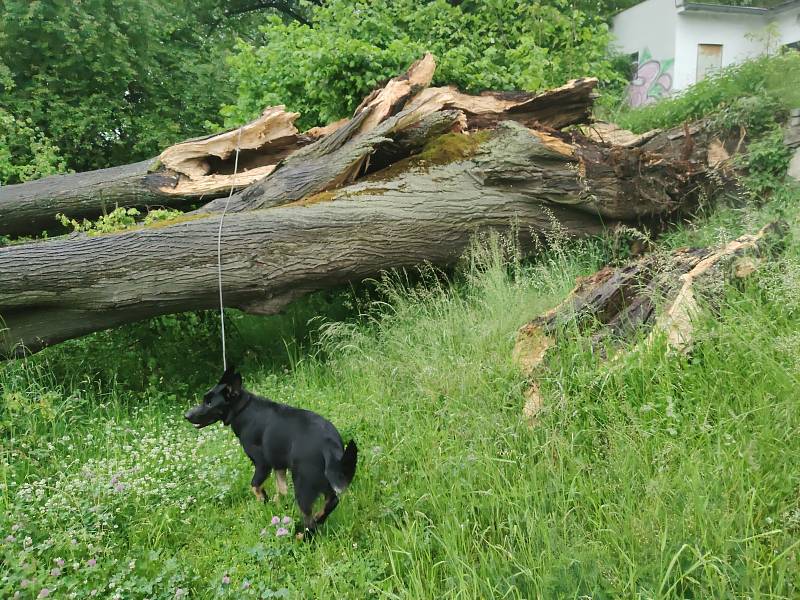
[
  {"left": 3, "top": 196, "right": 800, "bottom": 598},
  {"left": 4, "top": 52, "right": 800, "bottom": 597}
]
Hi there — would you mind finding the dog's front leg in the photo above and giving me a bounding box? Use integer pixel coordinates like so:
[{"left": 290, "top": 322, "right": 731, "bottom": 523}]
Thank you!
[{"left": 250, "top": 461, "right": 271, "bottom": 503}]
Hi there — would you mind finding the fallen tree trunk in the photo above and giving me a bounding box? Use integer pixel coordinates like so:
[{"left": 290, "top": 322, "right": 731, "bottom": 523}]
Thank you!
[
  {"left": 513, "top": 221, "right": 788, "bottom": 424},
  {"left": 0, "top": 107, "right": 320, "bottom": 237},
  {"left": 581, "top": 119, "right": 747, "bottom": 167},
  {"left": 0, "top": 54, "right": 598, "bottom": 237},
  {"left": 0, "top": 122, "right": 708, "bottom": 357}
]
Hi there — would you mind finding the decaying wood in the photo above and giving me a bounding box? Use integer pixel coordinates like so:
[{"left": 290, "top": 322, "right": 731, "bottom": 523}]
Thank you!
[
  {"left": 0, "top": 106, "right": 322, "bottom": 237},
  {"left": 513, "top": 221, "right": 788, "bottom": 425},
  {"left": 405, "top": 77, "right": 599, "bottom": 130},
  {"left": 352, "top": 53, "right": 437, "bottom": 134},
  {"left": 154, "top": 105, "right": 303, "bottom": 194},
  {"left": 0, "top": 122, "right": 710, "bottom": 357},
  {"left": 202, "top": 61, "right": 599, "bottom": 215},
  {"left": 1, "top": 55, "right": 600, "bottom": 237},
  {"left": 581, "top": 119, "right": 746, "bottom": 168}
]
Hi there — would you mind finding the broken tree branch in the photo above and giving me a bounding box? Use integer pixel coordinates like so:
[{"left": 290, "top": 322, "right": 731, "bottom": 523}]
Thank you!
[{"left": 513, "top": 221, "right": 788, "bottom": 424}]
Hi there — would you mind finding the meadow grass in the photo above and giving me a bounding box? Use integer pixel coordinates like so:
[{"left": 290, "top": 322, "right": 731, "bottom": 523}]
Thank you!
[
  {"left": 4, "top": 53, "right": 800, "bottom": 595},
  {"left": 2, "top": 193, "right": 800, "bottom": 599}
]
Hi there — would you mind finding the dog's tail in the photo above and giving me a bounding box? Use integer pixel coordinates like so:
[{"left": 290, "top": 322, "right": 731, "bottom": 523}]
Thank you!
[{"left": 324, "top": 440, "right": 358, "bottom": 495}]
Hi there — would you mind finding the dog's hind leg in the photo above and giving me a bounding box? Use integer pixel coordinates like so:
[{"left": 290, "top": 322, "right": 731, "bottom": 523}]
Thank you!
[
  {"left": 313, "top": 491, "right": 339, "bottom": 526},
  {"left": 292, "top": 475, "right": 319, "bottom": 541},
  {"left": 250, "top": 462, "right": 271, "bottom": 503},
  {"left": 272, "top": 469, "right": 288, "bottom": 503}
]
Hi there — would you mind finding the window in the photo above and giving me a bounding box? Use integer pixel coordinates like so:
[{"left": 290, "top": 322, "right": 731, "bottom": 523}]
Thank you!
[{"left": 696, "top": 44, "right": 723, "bottom": 82}]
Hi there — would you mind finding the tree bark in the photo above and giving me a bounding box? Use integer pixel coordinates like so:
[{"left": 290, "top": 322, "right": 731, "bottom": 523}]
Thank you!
[
  {"left": 0, "top": 122, "right": 708, "bottom": 357},
  {"left": 512, "top": 221, "right": 787, "bottom": 424},
  {"left": 0, "top": 106, "right": 316, "bottom": 237},
  {"left": 0, "top": 54, "right": 598, "bottom": 237}
]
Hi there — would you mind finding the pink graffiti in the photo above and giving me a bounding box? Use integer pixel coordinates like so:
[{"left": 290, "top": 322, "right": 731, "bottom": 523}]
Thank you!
[{"left": 628, "top": 59, "right": 673, "bottom": 107}]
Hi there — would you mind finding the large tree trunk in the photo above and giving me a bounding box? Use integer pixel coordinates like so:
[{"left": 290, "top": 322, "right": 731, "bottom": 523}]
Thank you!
[
  {"left": 0, "top": 122, "right": 708, "bottom": 357},
  {"left": 0, "top": 107, "right": 317, "bottom": 237},
  {"left": 0, "top": 54, "right": 598, "bottom": 237}
]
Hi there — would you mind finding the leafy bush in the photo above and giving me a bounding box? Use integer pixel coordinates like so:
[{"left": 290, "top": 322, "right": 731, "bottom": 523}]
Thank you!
[
  {"left": 0, "top": 108, "right": 66, "bottom": 185},
  {"left": 56, "top": 207, "right": 184, "bottom": 235},
  {"left": 222, "top": 0, "right": 625, "bottom": 129}
]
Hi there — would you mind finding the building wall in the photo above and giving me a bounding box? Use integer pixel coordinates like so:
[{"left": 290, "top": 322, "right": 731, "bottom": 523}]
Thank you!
[
  {"left": 673, "top": 11, "right": 766, "bottom": 90},
  {"left": 773, "top": 5, "right": 800, "bottom": 48},
  {"left": 612, "top": 0, "right": 679, "bottom": 106},
  {"left": 613, "top": 1, "right": 800, "bottom": 106}
]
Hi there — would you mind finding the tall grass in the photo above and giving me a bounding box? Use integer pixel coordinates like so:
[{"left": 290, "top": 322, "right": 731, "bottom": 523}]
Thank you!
[{"left": 3, "top": 215, "right": 800, "bottom": 598}]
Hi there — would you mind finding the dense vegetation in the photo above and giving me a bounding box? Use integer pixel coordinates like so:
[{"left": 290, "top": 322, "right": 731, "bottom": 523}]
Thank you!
[
  {"left": 221, "top": 0, "right": 623, "bottom": 129},
  {"left": 3, "top": 2, "right": 800, "bottom": 598},
  {"left": 0, "top": 0, "right": 629, "bottom": 184}
]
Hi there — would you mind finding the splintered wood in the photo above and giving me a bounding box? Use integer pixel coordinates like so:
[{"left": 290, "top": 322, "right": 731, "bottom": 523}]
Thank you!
[{"left": 513, "top": 221, "right": 787, "bottom": 426}]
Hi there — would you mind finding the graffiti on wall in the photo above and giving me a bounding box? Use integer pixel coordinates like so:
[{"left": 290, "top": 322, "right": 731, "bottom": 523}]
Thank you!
[{"left": 628, "top": 48, "right": 674, "bottom": 107}]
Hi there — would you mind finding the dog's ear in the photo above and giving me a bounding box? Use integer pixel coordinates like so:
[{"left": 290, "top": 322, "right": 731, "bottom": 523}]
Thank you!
[
  {"left": 220, "top": 365, "right": 237, "bottom": 383},
  {"left": 221, "top": 367, "right": 242, "bottom": 396},
  {"left": 227, "top": 371, "right": 242, "bottom": 395}
]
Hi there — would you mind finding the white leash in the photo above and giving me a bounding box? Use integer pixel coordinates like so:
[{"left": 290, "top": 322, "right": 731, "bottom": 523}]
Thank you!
[{"left": 217, "top": 127, "right": 244, "bottom": 371}]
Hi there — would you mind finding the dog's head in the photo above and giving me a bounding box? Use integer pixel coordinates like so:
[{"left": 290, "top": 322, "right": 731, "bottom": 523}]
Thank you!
[{"left": 184, "top": 366, "right": 243, "bottom": 429}]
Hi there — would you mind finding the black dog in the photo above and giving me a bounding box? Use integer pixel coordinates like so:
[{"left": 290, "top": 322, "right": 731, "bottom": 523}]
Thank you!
[{"left": 185, "top": 366, "right": 357, "bottom": 538}]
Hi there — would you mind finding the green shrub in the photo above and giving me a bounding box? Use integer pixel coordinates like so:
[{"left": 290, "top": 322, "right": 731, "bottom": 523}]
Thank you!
[
  {"left": 222, "top": 0, "right": 625, "bottom": 129},
  {"left": 0, "top": 108, "right": 66, "bottom": 185}
]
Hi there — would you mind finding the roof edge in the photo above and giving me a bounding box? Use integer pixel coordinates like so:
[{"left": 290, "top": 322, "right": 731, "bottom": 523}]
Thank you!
[{"left": 679, "top": 3, "right": 768, "bottom": 16}]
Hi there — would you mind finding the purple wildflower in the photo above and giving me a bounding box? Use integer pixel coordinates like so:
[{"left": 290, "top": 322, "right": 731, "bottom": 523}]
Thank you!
[
  {"left": 270, "top": 516, "right": 280, "bottom": 526},
  {"left": 4, "top": 535, "right": 14, "bottom": 543},
  {"left": 242, "top": 580, "right": 251, "bottom": 590},
  {"left": 55, "top": 558, "right": 65, "bottom": 568},
  {"left": 276, "top": 527, "right": 289, "bottom": 537},
  {"left": 50, "top": 568, "right": 61, "bottom": 577},
  {"left": 12, "top": 523, "right": 22, "bottom": 532},
  {"left": 221, "top": 574, "right": 231, "bottom": 585},
  {"left": 20, "top": 579, "right": 30, "bottom": 589},
  {"left": 38, "top": 589, "right": 51, "bottom": 598},
  {"left": 282, "top": 516, "right": 292, "bottom": 524},
  {"left": 114, "top": 482, "right": 125, "bottom": 493},
  {"left": 86, "top": 558, "right": 97, "bottom": 567}
]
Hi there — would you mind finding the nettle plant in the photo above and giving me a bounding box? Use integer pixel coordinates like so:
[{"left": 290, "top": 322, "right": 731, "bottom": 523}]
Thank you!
[{"left": 56, "top": 207, "right": 184, "bottom": 235}]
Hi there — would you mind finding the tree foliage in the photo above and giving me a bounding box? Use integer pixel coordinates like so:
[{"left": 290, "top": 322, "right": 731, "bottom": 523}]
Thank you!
[
  {"left": 222, "top": 0, "right": 624, "bottom": 129},
  {"left": 0, "top": 108, "right": 66, "bottom": 185},
  {"left": 0, "top": 0, "right": 627, "bottom": 184},
  {"left": 0, "top": 0, "right": 240, "bottom": 180}
]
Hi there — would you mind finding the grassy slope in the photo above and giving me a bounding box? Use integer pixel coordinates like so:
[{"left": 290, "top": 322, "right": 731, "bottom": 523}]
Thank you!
[{"left": 3, "top": 60, "right": 800, "bottom": 599}]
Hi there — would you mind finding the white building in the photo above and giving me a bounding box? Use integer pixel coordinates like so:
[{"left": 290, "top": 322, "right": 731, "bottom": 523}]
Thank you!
[{"left": 612, "top": 0, "right": 800, "bottom": 106}]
